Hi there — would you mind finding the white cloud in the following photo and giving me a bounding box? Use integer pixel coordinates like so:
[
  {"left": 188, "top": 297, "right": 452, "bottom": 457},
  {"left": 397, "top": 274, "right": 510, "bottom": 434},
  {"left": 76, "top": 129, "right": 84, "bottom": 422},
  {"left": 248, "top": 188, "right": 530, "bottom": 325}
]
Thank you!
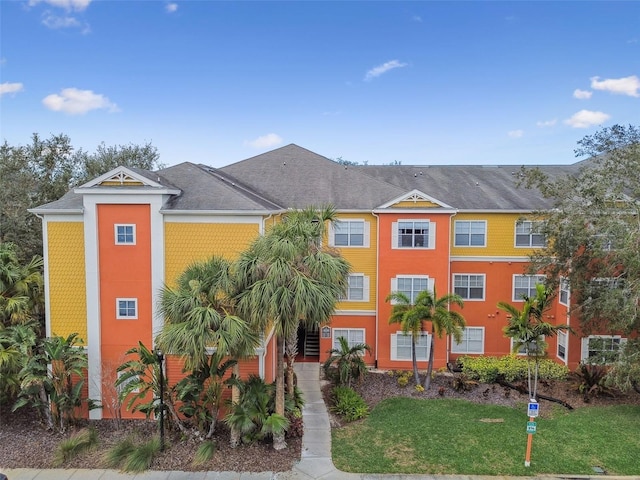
[
  {"left": 364, "top": 60, "right": 408, "bottom": 81},
  {"left": 42, "top": 88, "right": 118, "bottom": 115},
  {"left": 536, "top": 119, "right": 557, "bottom": 127},
  {"left": 412, "top": 15, "right": 422, "bottom": 22},
  {"left": 564, "top": 110, "right": 611, "bottom": 128},
  {"left": 590, "top": 75, "right": 640, "bottom": 97},
  {"left": 166, "top": 3, "right": 178, "bottom": 13},
  {"left": 0, "top": 82, "right": 24, "bottom": 97},
  {"left": 246, "top": 133, "right": 283, "bottom": 149},
  {"left": 573, "top": 89, "right": 592, "bottom": 100},
  {"left": 508, "top": 130, "right": 524, "bottom": 138},
  {"left": 29, "top": 0, "right": 91, "bottom": 11}
]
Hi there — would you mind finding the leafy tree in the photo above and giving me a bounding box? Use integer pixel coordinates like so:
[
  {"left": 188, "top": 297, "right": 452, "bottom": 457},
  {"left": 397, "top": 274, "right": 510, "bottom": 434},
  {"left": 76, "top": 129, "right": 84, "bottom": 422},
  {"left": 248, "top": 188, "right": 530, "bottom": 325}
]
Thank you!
[
  {"left": 0, "top": 322, "right": 38, "bottom": 402},
  {"left": 521, "top": 124, "right": 640, "bottom": 392},
  {"left": 0, "top": 242, "right": 44, "bottom": 328},
  {"left": 322, "top": 336, "right": 371, "bottom": 387},
  {"left": 0, "top": 134, "right": 162, "bottom": 261},
  {"left": 498, "top": 284, "right": 571, "bottom": 400},
  {"left": 235, "top": 206, "right": 350, "bottom": 450}
]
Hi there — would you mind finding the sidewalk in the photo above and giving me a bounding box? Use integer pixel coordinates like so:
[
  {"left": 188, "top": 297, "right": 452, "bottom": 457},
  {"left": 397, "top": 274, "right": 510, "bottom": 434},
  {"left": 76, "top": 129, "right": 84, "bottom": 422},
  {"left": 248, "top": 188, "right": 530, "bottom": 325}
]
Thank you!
[{"left": 0, "top": 363, "right": 633, "bottom": 480}]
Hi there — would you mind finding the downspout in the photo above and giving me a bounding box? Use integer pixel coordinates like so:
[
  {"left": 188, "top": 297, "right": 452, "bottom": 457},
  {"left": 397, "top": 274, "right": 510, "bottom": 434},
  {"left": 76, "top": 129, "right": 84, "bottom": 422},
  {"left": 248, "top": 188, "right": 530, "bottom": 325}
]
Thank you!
[
  {"left": 371, "top": 210, "right": 380, "bottom": 369},
  {"left": 446, "top": 210, "right": 458, "bottom": 365}
]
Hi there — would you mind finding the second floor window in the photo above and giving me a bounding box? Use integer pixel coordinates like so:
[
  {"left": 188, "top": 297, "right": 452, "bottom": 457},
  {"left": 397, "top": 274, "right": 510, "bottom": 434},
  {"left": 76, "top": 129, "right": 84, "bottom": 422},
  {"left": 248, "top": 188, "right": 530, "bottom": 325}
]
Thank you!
[
  {"left": 513, "top": 275, "right": 545, "bottom": 301},
  {"left": 344, "top": 274, "right": 370, "bottom": 302},
  {"left": 398, "top": 221, "right": 429, "bottom": 247},
  {"left": 454, "top": 220, "right": 486, "bottom": 247},
  {"left": 115, "top": 224, "right": 136, "bottom": 245},
  {"left": 332, "top": 220, "right": 366, "bottom": 247},
  {"left": 391, "top": 276, "right": 431, "bottom": 304},
  {"left": 453, "top": 274, "right": 485, "bottom": 300},
  {"left": 515, "top": 221, "right": 545, "bottom": 247}
]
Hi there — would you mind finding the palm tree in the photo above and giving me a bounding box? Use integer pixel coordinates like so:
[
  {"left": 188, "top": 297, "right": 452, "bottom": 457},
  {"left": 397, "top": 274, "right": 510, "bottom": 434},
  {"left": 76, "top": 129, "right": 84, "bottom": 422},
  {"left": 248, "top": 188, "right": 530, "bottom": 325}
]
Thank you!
[
  {"left": 156, "top": 256, "right": 259, "bottom": 439},
  {"left": 498, "top": 283, "right": 570, "bottom": 400},
  {"left": 235, "top": 206, "right": 350, "bottom": 450},
  {"left": 386, "top": 291, "right": 425, "bottom": 386},
  {"left": 412, "top": 288, "right": 466, "bottom": 390},
  {"left": 322, "top": 336, "right": 371, "bottom": 387}
]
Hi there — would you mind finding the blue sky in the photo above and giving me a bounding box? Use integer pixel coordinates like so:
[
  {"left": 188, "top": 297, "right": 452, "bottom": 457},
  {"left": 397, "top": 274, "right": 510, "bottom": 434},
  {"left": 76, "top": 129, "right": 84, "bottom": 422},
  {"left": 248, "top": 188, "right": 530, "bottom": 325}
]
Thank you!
[{"left": 1, "top": 1, "right": 639, "bottom": 167}]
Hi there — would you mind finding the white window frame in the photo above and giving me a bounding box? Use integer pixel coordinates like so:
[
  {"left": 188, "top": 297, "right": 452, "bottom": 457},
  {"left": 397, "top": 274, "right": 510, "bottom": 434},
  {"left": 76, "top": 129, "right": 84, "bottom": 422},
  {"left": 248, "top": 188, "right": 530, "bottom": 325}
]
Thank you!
[
  {"left": 390, "top": 332, "right": 430, "bottom": 361},
  {"left": 391, "top": 219, "right": 436, "bottom": 250},
  {"left": 515, "top": 220, "right": 546, "bottom": 248},
  {"left": 454, "top": 220, "right": 486, "bottom": 247},
  {"left": 511, "top": 335, "right": 545, "bottom": 356},
  {"left": 453, "top": 274, "right": 485, "bottom": 301},
  {"left": 581, "top": 335, "right": 627, "bottom": 364},
  {"left": 332, "top": 328, "right": 365, "bottom": 350},
  {"left": 451, "top": 327, "right": 484, "bottom": 354},
  {"left": 390, "top": 276, "right": 434, "bottom": 304},
  {"left": 512, "top": 275, "right": 545, "bottom": 302},
  {"left": 557, "top": 330, "right": 568, "bottom": 363},
  {"left": 115, "top": 224, "right": 136, "bottom": 245},
  {"left": 344, "top": 274, "right": 370, "bottom": 302},
  {"left": 116, "top": 298, "right": 138, "bottom": 319},
  {"left": 559, "top": 277, "right": 570, "bottom": 306},
  {"left": 329, "top": 220, "right": 370, "bottom": 248}
]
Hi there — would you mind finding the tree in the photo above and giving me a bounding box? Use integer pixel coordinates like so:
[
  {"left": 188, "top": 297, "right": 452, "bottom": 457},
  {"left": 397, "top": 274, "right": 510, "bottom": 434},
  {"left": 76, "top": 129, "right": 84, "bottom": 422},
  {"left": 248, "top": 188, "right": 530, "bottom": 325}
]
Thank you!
[
  {"left": 155, "top": 256, "right": 259, "bottom": 440},
  {"left": 521, "top": 124, "right": 640, "bottom": 391},
  {"left": 322, "top": 336, "right": 371, "bottom": 387},
  {"left": 498, "top": 284, "right": 571, "bottom": 400},
  {"left": 235, "top": 206, "right": 350, "bottom": 449},
  {"left": 0, "top": 134, "right": 162, "bottom": 261}
]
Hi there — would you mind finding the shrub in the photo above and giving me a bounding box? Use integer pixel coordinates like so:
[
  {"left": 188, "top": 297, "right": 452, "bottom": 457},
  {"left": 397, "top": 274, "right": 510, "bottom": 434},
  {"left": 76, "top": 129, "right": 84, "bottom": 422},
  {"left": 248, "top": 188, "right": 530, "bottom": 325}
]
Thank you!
[
  {"left": 570, "top": 363, "right": 619, "bottom": 401},
  {"left": 193, "top": 440, "right": 216, "bottom": 466},
  {"left": 331, "top": 386, "right": 369, "bottom": 422},
  {"left": 102, "top": 435, "right": 161, "bottom": 473},
  {"left": 53, "top": 427, "right": 98, "bottom": 466},
  {"left": 397, "top": 372, "right": 410, "bottom": 387},
  {"left": 461, "top": 355, "right": 568, "bottom": 383}
]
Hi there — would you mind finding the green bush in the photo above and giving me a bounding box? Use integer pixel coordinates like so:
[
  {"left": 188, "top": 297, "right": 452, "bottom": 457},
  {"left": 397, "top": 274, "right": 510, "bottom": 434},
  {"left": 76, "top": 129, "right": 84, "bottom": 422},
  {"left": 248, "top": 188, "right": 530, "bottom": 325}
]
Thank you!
[
  {"left": 461, "top": 355, "right": 568, "bottom": 383},
  {"left": 331, "top": 386, "right": 369, "bottom": 422}
]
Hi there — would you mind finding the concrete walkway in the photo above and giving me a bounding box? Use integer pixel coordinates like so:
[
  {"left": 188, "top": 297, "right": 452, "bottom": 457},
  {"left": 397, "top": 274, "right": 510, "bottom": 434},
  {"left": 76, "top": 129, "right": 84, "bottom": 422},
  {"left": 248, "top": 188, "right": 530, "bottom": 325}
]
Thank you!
[{"left": 0, "top": 363, "right": 632, "bottom": 480}]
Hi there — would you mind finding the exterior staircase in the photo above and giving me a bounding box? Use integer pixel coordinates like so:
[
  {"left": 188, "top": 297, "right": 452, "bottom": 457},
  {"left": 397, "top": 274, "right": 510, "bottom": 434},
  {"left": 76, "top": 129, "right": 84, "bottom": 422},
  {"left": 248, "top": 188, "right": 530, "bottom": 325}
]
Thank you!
[{"left": 303, "top": 329, "right": 320, "bottom": 357}]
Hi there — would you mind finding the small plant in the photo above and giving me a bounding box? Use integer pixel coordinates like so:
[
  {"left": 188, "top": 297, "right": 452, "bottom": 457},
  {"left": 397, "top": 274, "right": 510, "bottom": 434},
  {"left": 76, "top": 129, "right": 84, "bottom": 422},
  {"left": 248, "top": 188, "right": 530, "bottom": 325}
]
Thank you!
[
  {"left": 414, "top": 384, "right": 425, "bottom": 393},
  {"left": 397, "top": 372, "right": 410, "bottom": 387},
  {"left": 102, "top": 437, "right": 135, "bottom": 469},
  {"left": 331, "top": 386, "right": 369, "bottom": 422},
  {"left": 570, "top": 363, "right": 619, "bottom": 401},
  {"left": 323, "top": 337, "right": 371, "bottom": 387},
  {"left": 438, "top": 386, "right": 446, "bottom": 396},
  {"left": 103, "top": 435, "right": 161, "bottom": 473},
  {"left": 53, "top": 428, "right": 98, "bottom": 466},
  {"left": 193, "top": 440, "right": 216, "bottom": 466},
  {"left": 450, "top": 374, "right": 478, "bottom": 392}
]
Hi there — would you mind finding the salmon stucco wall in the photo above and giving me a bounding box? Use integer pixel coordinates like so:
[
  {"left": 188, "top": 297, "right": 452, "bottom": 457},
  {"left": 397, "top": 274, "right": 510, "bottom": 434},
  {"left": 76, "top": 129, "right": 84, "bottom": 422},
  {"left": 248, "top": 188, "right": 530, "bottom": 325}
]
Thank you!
[{"left": 48, "top": 221, "right": 87, "bottom": 342}]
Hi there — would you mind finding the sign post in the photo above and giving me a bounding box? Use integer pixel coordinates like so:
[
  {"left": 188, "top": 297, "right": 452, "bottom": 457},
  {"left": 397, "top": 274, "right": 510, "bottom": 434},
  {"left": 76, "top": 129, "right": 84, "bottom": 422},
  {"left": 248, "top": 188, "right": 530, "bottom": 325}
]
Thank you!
[{"left": 525, "top": 400, "right": 539, "bottom": 467}]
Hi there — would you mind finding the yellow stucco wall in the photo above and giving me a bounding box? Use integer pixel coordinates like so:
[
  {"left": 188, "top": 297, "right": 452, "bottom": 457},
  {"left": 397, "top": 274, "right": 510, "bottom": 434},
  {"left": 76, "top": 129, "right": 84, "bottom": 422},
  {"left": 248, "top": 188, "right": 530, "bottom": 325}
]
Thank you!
[
  {"left": 48, "top": 222, "right": 87, "bottom": 342},
  {"left": 332, "top": 213, "right": 378, "bottom": 310},
  {"left": 450, "top": 212, "right": 541, "bottom": 257},
  {"left": 164, "top": 222, "right": 260, "bottom": 286}
]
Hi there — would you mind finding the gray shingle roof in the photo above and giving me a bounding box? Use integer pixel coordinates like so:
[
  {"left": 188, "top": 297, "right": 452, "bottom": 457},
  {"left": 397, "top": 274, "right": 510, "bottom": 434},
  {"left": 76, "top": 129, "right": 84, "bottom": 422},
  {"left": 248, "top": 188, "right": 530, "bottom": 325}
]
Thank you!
[{"left": 219, "top": 144, "right": 407, "bottom": 210}]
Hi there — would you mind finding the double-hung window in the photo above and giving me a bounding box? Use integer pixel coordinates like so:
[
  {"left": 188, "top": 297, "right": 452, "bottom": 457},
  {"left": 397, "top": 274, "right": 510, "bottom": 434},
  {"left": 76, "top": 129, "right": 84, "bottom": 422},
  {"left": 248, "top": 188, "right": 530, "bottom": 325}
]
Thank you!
[
  {"left": 392, "top": 220, "right": 435, "bottom": 249},
  {"left": 330, "top": 220, "right": 369, "bottom": 247},
  {"left": 391, "top": 276, "right": 432, "bottom": 304},
  {"left": 332, "top": 328, "right": 365, "bottom": 350},
  {"left": 115, "top": 224, "right": 136, "bottom": 245},
  {"left": 344, "top": 274, "right": 370, "bottom": 302},
  {"left": 390, "top": 332, "right": 429, "bottom": 361},
  {"left": 559, "top": 278, "right": 570, "bottom": 306},
  {"left": 116, "top": 298, "right": 138, "bottom": 319},
  {"left": 515, "top": 221, "right": 545, "bottom": 247},
  {"left": 451, "top": 327, "right": 484, "bottom": 354},
  {"left": 513, "top": 275, "right": 545, "bottom": 301},
  {"left": 557, "top": 330, "right": 568, "bottom": 362},
  {"left": 453, "top": 274, "right": 485, "bottom": 300},
  {"left": 511, "top": 335, "right": 545, "bottom": 356},
  {"left": 581, "top": 335, "right": 627, "bottom": 364},
  {"left": 454, "top": 220, "right": 486, "bottom": 247}
]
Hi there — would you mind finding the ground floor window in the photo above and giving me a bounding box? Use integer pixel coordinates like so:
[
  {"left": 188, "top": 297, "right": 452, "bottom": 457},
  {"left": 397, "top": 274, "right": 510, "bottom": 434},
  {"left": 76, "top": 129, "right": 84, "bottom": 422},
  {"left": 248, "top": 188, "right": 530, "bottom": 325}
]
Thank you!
[
  {"left": 451, "top": 327, "right": 484, "bottom": 354},
  {"left": 332, "top": 328, "right": 365, "bottom": 350},
  {"left": 581, "top": 335, "right": 626, "bottom": 364},
  {"left": 390, "top": 332, "right": 430, "bottom": 361},
  {"left": 557, "top": 330, "right": 568, "bottom": 362}
]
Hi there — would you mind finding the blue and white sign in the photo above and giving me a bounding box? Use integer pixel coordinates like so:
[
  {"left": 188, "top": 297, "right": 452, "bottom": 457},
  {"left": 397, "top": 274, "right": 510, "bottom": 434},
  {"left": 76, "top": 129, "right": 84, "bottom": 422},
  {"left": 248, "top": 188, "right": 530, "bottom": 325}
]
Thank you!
[{"left": 527, "top": 401, "right": 539, "bottom": 418}]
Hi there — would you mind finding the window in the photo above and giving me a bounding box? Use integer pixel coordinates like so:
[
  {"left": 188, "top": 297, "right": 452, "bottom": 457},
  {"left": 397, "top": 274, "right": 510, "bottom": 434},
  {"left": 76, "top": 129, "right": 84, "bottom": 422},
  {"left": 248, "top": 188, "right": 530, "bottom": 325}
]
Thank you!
[
  {"left": 513, "top": 275, "right": 545, "bottom": 301},
  {"left": 515, "top": 221, "right": 545, "bottom": 247},
  {"left": 344, "top": 274, "right": 370, "bottom": 302},
  {"left": 331, "top": 220, "right": 369, "bottom": 247},
  {"left": 581, "top": 335, "right": 627, "bottom": 364},
  {"left": 391, "top": 276, "right": 432, "bottom": 304},
  {"left": 557, "top": 330, "right": 568, "bottom": 361},
  {"left": 559, "top": 278, "right": 570, "bottom": 306},
  {"left": 454, "top": 220, "right": 486, "bottom": 247},
  {"left": 116, "top": 298, "right": 138, "bottom": 319},
  {"left": 392, "top": 220, "right": 435, "bottom": 249},
  {"left": 453, "top": 274, "right": 485, "bottom": 300},
  {"left": 451, "top": 327, "right": 484, "bottom": 354},
  {"left": 511, "top": 335, "right": 545, "bottom": 356},
  {"left": 117, "top": 371, "right": 140, "bottom": 394},
  {"left": 332, "top": 328, "right": 365, "bottom": 350},
  {"left": 115, "top": 224, "right": 136, "bottom": 245},
  {"left": 390, "top": 332, "right": 430, "bottom": 361}
]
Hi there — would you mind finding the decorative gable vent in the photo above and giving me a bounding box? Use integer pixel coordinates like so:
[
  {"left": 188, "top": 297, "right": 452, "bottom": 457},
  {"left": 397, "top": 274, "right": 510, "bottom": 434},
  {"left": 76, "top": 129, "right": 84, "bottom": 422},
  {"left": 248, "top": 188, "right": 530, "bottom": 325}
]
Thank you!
[{"left": 99, "top": 172, "right": 144, "bottom": 186}]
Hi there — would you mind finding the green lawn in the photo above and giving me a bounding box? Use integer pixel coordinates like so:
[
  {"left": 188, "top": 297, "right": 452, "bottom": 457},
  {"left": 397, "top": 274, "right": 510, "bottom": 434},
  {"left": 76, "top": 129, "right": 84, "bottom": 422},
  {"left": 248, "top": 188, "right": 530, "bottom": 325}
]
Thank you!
[{"left": 332, "top": 398, "right": 640, "bottom": 476}]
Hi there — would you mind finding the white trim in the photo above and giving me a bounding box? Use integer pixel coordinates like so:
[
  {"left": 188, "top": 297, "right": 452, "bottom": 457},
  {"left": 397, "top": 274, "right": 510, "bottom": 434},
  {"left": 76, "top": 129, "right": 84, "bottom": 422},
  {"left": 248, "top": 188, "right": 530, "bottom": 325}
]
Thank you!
[
  {"left": 114, "top": 224, "right": 136, "bottom": 245},
  {"left": 334, "top": 309, "right": 376, "bottom": 316},
  {"left": 376, "top": 189, "right": 454, "bottom": 210},
  {"left": 453, "top": 220, "right": 487, "bottom": 247},
  {"left": 344, "top": 274, "right": 370, "bottom": 302},
  {"left": 450, "top": 256, "right": 530, "bottom": 262},
  {"left": 390, "top": 332, "right": 430, "bottom": 361},
  {"left": 451, "top": 327, "right": 485, "bottom": 354},
  {"left": 580, "top": 335, "right": 627, "bottom": 363},
  {"left": 391, "top": 219, "right": 436, "bottom": 250},
  {"left": 329, "top": 219, "right": 370, "bottom": 248},
  {"left": 452, "top": 273, "right": 486, "bottom": 301},
  {"left": 514, "top": 220, "right": 546, "bottom": 248},
  {"left": 332, "top": 328, "right": 366, "bottom": 350},
  {"left": 556, "top": 330, "right": 568, "bottom": 364},
  {"left": 163, "top": 214, "right": 265, "bottom": 223},
  {"left": 511, "top": 335, "right": 545, "bottom": 356},
  {"left": 512, "top": 274, "right": 545, "bottom": 302},
  {"left": 559, "top": 277, "right": 570, "bottom": 307},
  {"left": 78, "top": 166, "right": 166, "bottom": 189},
  {"left": 116, "top": 298, "right": 138, "bottom": 320}
]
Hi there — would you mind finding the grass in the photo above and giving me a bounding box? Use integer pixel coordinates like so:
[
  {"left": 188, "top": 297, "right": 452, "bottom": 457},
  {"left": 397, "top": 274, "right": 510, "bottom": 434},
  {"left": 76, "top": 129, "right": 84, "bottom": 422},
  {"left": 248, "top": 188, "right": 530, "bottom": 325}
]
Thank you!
[
  {"left": 53, "top": 428, "right": 98, "bottom": 466},
  {"left": 102, "top": 435, "right": 161, "bottom": 473},
  {"left": 332, "top": 398, "right": 640, "bottom": 476}
]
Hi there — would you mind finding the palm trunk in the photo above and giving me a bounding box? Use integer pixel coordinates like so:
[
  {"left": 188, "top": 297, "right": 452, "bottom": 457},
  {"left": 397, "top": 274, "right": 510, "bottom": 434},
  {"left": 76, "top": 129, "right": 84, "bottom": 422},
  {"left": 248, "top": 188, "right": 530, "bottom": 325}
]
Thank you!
[
  {"left": 411, "top": 338, "right": 420, "bottom": 386},
  {"left": 273, "top": 335, "right": 287, "bottom": 450},
  {"left": 39, "top": 384, "right": 54, "bottom": 431},
  {"left": 285, "top": 326, "right": 298, "bottom": 400},
  {"left": 229, "top": 364, "right": 241, "bottom": 447},
  {"left": 423, "top": 331, "right": 435, "bottom": 390}
]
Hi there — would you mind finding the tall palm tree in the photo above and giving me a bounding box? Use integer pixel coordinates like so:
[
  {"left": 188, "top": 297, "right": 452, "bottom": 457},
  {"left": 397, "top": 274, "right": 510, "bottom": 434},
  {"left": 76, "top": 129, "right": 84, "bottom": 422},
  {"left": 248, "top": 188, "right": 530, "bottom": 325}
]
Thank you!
[
  {"left": 156, "top": 256, "right": 259, "bottom": 439},
  {"left": 498, "top": 283, "right": 570, "bottom": 400},
  {"left": 413, "top": 288, "right": 466, "bottom": 390},
  {"left": 235, "top": 206, "right": 350, "bottom": 450}
]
